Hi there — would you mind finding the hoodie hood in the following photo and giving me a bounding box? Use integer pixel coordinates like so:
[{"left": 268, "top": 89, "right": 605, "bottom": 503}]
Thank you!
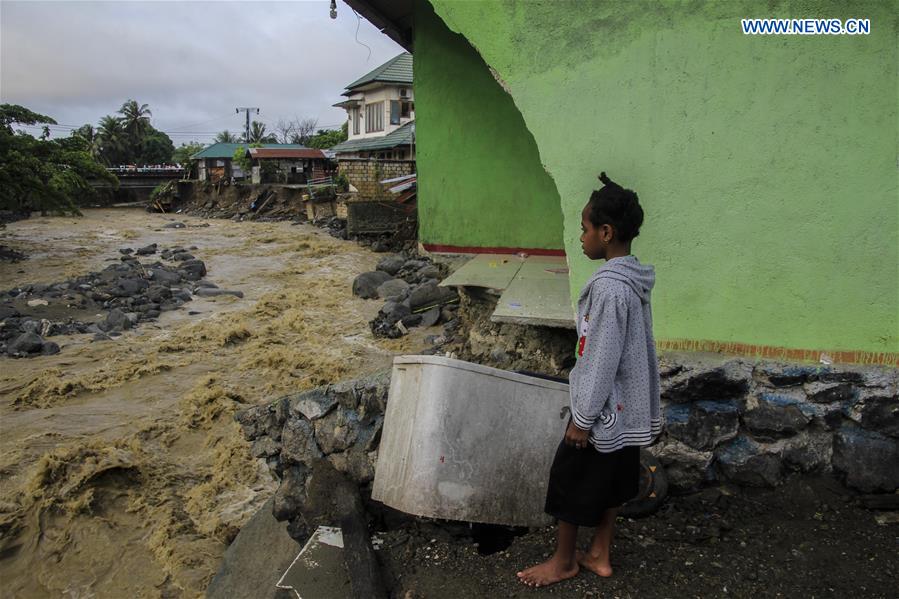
[{"left": 585, "top": 255, "right": 655, "bottom": 304}]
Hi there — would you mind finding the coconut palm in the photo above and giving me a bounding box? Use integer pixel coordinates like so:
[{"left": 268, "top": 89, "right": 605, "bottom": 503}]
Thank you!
[
  {"left": 214, "top": 130, "right": 239, "bottom": 143},
  {"left": 246, "top": 121, "right": 276, "bottom": 144},
  {"left": 118, "top": 100, "right": 152, "bottom": 137},
  {"left": 72, "top": 124, "right": 101, "bottom": 158},
  {"left": 97, "top": 115, "right": 128, "bottom": 165}
]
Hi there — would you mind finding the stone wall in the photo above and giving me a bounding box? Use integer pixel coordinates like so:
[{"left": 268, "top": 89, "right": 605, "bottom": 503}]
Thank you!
[{"left": 337, "top": 158, "right": 415, "bottom": 198}]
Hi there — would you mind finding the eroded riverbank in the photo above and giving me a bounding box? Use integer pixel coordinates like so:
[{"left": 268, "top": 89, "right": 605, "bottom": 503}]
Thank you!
[{"left": 0, "top": 209, "right": 427, "bottom": 597}]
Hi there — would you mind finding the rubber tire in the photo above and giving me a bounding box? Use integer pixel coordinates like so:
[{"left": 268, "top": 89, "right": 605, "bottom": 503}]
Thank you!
[{"left": 618, "top": 449, "right": 668, "bottom": 518}]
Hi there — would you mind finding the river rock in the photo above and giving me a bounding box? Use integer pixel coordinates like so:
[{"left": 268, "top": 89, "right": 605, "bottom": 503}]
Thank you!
[
  {"left": 352, "top": 271, "right": 392, "bottom": 299},
  {"left": 172, "top": 252, "right": 195, "bottom": 261},
  {"left": 782, "top": 431, "right": 832, "bottom": 472},
  {"left": 194, "top": 288, "right": 244, "bottom": 298},
  {"left": 290, "top": 387, "right": 338, "bottom": 421},
  {"left": 409, "top": 281, "right": 457, "bottom": 311},
  {"left": 743, "top": 392, "right": 814, "bottom": 439},
  {"left": 100, "top": 308, "right": 131, "bottom": 332},
  {"left": 376, "top": 278, "right": 410, "bottom": 300},
  {"left": 832, "top": 424, "right": 899, "bottom": 492},
  {"left": 419, "top": 306, "right": 441, "bottom": 328},
  {"left": 7, "top": 331, "right": 45, "bottom": 355},
  {"left": 40, "top": 341, "right": 61, "bottom": 355},
  {"left": 162, "top": 221, "right": 186, "bottom": 229},
  {"left": 149, "top": 268, "right": 181, "bottom": 285},
  {"left": 662, "top": 361, "right": 750, "bottom": 403},
  {"left": 251, "top": 436, "right": 281, "bottom": 459},
  {"left": 146, "top": 284, "right": 172, "bottom": 303},
  {"left": 665, "top": 400, "right": 740, "bottom": 450},
  {"left": 375, "top": 255, "right": 405, "bottom": 275},
  {"left": 417, "top": 264, "right": 440, "bottom": 280},
  {"left": 313, "top": 408, "right": 360, "bottom": 454},
  {"left": 178, "top": 259, "right": 207, "bottom": 281},
  {"left": 715, "top": 436, "right": 783, "bottom": 487},
  {"left": 804, "top": 381, "right": 855, "bottom": 403},
  {"left": 135, "top": 243, "right": 157, "bottom": 255}
]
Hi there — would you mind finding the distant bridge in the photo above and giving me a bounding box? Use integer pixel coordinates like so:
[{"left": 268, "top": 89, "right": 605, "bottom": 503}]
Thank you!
[{"left": 93, "top": 166, "right": 187, "bottom": 189}]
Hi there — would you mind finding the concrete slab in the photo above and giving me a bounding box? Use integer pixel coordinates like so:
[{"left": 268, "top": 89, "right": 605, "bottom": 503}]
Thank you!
[
  {"left": 492, "top": 274, "right": 575, "bottom": 328},
  {"left": 515, "top": 255, "right": 569, "bottom": 280},
  {"left": 439, "top": 254, "right": 524, "bottom": 290},
  {"left": 276, "top": 527, "right": 367, "bottom": 599},
  {"left": 372, "top": 356, "right": 570, "bottom": 527}
]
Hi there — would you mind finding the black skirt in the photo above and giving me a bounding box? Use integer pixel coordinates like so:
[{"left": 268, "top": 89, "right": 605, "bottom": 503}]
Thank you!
[{"left": 544, "top": 439, "right": 640, "bottom": 527}]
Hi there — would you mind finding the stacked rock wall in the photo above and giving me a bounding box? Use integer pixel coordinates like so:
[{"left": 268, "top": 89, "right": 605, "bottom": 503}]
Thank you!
[
  {"left": 236, "top": 354, "right": 896, "bottom": 541},
  {"left": 653, "top": 357, "right": 898, "bottom": 493}
]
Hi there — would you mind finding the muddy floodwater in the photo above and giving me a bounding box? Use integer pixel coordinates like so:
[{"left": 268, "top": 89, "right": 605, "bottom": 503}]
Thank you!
[{"left": 0, "top": 209, "right": 426, "bottom": 598}]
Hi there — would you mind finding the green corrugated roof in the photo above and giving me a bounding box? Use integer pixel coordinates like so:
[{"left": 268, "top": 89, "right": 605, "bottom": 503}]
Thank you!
[
  {"left": 191, "top": 142, "right": 307, "bottom": 160},
  {"left": 331, "top": 121, "right": 415, "bottom": 154},
  {"left": 344, "top": 52, "right": 413, "bottom": 93}
]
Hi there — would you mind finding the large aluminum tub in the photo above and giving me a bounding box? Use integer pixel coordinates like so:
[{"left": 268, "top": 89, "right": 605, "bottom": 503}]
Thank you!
[{"left": 372, "top": 355, "right": 569, "bottom": 527}]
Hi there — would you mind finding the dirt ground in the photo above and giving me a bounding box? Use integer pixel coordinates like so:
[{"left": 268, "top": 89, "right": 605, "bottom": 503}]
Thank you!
[
  {"left": 377, "top": 476, "right": 897, "bottom": 598},
  {"left": 0, "top": 209, "right": 430, "bottom": 598}
]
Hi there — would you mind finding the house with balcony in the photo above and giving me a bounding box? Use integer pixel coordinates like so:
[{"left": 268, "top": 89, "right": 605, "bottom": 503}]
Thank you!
[{"left": 331, "top": 52, "right": 416, "bottom": 162}]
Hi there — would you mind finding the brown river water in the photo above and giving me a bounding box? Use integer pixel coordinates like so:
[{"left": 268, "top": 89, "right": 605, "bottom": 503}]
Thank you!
[{"left": 0, "top": 209, "right": 426, "bottom": 598}]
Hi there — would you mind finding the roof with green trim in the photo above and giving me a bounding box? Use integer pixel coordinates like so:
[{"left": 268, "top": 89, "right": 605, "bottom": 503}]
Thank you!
[
  {"left": 343, "top": 52, "right": 413, "bottom": 94},
  {"left": 331, "top": 121, "right": 415, "bottom": 154},
  {"left": 191, "top": 143, "right": 307, "bottom": 160}
]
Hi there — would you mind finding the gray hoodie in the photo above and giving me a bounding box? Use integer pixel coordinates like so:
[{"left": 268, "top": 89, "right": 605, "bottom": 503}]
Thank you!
[{"left": 569, "top": 255, "right": 661, "bottom": 452}]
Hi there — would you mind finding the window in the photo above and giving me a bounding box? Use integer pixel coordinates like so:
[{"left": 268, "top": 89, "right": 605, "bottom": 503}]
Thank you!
[
  {"left": 352, "top": 107, "right": 360, "bottom": 135},
  {"left": 365, "top": 101, "right": 384, "bottom": 133},
  {"left": 401, "top": 101, "right": 412, "bottom": 118},
  {"left": 390, "top": 101, "right": 401, "bottom": 125}
]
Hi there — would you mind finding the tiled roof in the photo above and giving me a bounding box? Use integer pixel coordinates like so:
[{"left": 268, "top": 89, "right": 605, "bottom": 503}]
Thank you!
[
  {"left": 249, "top": 148, "right": 327, "bottom": 159},
  {"left": 190, "top": 143, "right": 307, "bottom": 160},
  {"left": 344, "top": 52, "right": 413, "bottom": 92},
  {"left": 331, "top": 121, "right": 414, "bottom": 154}
]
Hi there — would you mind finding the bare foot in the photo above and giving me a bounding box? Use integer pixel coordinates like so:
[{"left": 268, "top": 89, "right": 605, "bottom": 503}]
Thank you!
[
  {"left": 516, "top": 556, "right": 579, "bottom": 587},
  {"left": 576, "top": 549, "right": 613, "bottom": 577}
]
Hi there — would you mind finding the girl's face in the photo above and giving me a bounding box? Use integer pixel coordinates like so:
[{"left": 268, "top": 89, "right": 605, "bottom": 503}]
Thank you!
[{"left": 580, "top": 203, "right": 612, "bottom": 260}]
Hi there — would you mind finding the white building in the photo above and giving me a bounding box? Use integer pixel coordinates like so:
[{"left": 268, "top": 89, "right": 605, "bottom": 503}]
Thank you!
[{"left": 331, "top": 52, "right": 415, "bottom": 160}]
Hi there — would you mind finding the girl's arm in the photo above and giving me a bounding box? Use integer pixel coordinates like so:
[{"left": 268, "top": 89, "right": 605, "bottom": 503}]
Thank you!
[{"left": 571, "top": 284, "right": 628, "bottom": 430}]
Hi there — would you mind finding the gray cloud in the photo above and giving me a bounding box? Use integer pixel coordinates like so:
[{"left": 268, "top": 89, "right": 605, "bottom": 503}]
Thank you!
[{"left": 1, "top": 0, "right": 404, "bottom": 143}]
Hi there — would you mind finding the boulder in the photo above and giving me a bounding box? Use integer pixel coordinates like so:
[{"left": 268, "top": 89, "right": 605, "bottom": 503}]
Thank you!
[
  {"left": 250, "top": 436, "right": 281, "bottom": 458},
  {"left": 272, "top": 464, "right": 309, "bottom": 521},
  {"left": 149, "top": 268, "right": 181, "bottom": 285},
  {"left": 417, "top": 264, "right": 440, "bottom": 280},
  {"left": 661, "top": 361, "right": 751, "bottom": 403},
  {"left": 162, "top": 221, "right": 186, "bottom": 229},
  {"left": 8, "top": 332, "right": 44, "bottom": 355},
  {"left": 845, "top": 389, "right": 899, "bottom": 437},
  {"left": 99, "top": 308, "right": 131, "bottom": 332},
  {"left": 352, "top": 271, "right": 392, "bottom": 300},
  {"left": 314, "top": 408, "right": 360, "bottom": 454},
  {"left": 409, "top": 282, "right": 457, "bottom": 311},
  {"left": 650, "top": 439, "right": 713, "bottom": 493},
  {"left": 756, "top": 363, "right": 828, "bottom": 387},
  {"left": 782, "top": 431, "right": 832, "bottom": 472},
  {"left": 135, "top": 243, "right": 157, "bottom": 256},
  {"left": 194, "top": 288, "right": 244, "bottom": 298},
  {"left": 419, "top": 307, "right": 441, "bottom": 328},
  {"left": 742, "top": 392, "right": 813, "bottom": 439},
  {"left": 376, "top": 278, "right": 410, "bottom": 300},
  {"left": 665, "top": 400, "right": 739, "bottom": 450},
  {"left": 378, "top": 300, "right": 411, "bottom": 324},
  {"left": 40, "top": 341, "right": 61, "bottom": 355},
  {"left": 715, "top": 436, "right": 783, "bottom": 487},
  {"left": 172, "top": 252, "right": 195, "bottom": 261},
  {"left": 375, "top": 255, "right": 405, "bottom": 276},
  {"left": 804, "top": 381, "right": 855, "bottom": 403},
  {"left": 146, "top": 284, "right": 172, "bottom": 303},
  {"left": 832, "top": 424, "right": 899, "bottom": 492},
  {"left": 290, "top": 387, "right": 338, "bottom": 421},
  {"left": 280, "top": 418, "right": 323, "bottom": 465}
]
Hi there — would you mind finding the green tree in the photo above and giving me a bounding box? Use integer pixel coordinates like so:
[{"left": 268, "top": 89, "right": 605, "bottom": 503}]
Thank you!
[
  {"left": 215, "top": 130, "right": 239, "bottom": 143},
  {"left": 72, "top": 124, "right": 101, "bottom": 159},
  {"left": 0, "top": 104, "right": 117, "bottom": 216},
  {"left": 138, "top": 126, "right": 175, "bottom": 164},
  {"left": 172, "top": 141, "right": 205, "bottom": 173},
  {"left": 305, "top": 123, "right": 348, "bottom": 149},
  {"left": 97, "top": 115, "right": 128, "bottom": 165},
  {"left": 117, "top": 99, "right": 152, "bottom": 156},
  {"left": 245, "top": 121, "right": 276, "bottom": 144},
  {"left": 233, "top": 144, "right": 253, "bottom": 177}
]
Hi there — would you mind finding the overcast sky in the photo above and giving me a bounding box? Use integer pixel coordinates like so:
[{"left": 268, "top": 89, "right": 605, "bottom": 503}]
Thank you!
[{"left": 1, "top": 0, "right": 404, "bottom": 144}]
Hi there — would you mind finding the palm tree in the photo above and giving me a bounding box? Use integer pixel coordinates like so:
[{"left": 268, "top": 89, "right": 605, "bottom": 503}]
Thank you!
[
  {"left": 72, "top": 124, "right": 101, "bottom": 158},
  {"left": 246, "top": 121, "right": 277, "bottom": 144},
  {"left": 117, "top": 100, "right": 152, "bottom": 140},
  {"left": 97, "top": 115, "right": 128, "bottom": 165},
  {"left": 214, "top": 130, "right": 238, "bottom": 143}
]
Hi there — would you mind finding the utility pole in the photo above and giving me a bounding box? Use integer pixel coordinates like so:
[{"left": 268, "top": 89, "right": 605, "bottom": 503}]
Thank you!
[{"left": 236, "top": 107, "right": 260, "bottom": 142}]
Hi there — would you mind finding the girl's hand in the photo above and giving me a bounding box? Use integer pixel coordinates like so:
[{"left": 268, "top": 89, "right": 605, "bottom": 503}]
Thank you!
[{"left": 564, "top": 421, "right": 590, "bottom": 449}]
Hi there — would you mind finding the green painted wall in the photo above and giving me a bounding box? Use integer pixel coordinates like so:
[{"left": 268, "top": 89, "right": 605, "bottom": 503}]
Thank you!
[
  {"left": 414, "top": 1, "right": 564, "bottom": 251},
  {"left": 426, "top": 0, "right": 898, "bottom": 357}
]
